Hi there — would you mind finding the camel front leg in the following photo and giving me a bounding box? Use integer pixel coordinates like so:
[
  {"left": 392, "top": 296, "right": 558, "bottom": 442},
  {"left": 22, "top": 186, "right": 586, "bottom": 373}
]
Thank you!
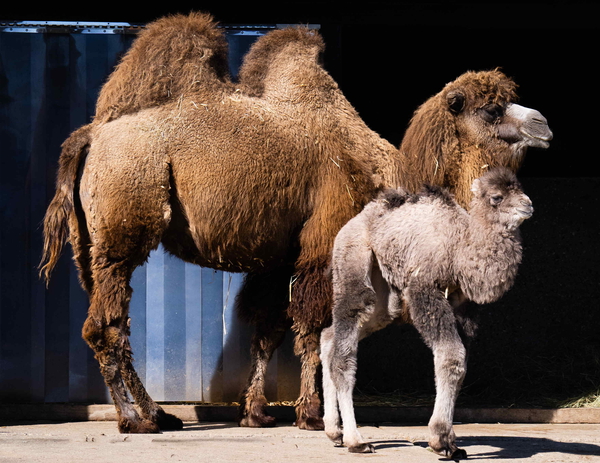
[
  {"left": 292, "top": 326, "right": 325, "bottom": 430},
  {"left": 235, "top": 269, "right": 291, "bottom": 427},
  {"left": 287, "top": 263, "right": 334, "bottom": 431},
  {"left": 406, "top": 285, "right": 468, "bottom": 460},
  {"left": 238, "top": 316, "right": 288, "bottom": 427},
  {"left": 428, "top": 342, "right": 467, "bottom": 459}
]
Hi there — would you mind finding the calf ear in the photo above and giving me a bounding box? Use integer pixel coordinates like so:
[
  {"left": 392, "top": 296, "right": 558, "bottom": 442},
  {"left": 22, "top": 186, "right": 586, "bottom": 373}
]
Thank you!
[
  {"left": 470, "top": 178, "right": 482, "bottom": 196},
  {"left": 447, "top": 90, "right": 465, "bottom": 114}
]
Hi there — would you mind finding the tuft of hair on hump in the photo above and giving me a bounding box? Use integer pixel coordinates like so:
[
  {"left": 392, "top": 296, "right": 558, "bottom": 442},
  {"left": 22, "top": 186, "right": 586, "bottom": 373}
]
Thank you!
[
  {"left": 419, "top": 183, "right": 457, "bottom": 207},
  {"left": 378, "top": 188, "right": 413, "bottom": 209},
  {"left": 238, "top": 26, "right": 325, "bottom": 97},
  {"left": 94, "top": 11, "right": 231, "bottom": 122}
]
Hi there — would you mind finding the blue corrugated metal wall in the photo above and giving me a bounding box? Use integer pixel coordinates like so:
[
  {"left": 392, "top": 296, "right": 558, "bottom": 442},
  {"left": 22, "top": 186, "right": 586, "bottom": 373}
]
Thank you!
[{"left": 0, "top": 23, "right": 301, "bottom": 404}]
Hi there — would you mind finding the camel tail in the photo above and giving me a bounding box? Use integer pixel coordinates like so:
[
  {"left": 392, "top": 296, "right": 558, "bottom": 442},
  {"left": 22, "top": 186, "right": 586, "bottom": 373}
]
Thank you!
[{"left": 39, "top": 124, "right": 91, "bottom": 285}]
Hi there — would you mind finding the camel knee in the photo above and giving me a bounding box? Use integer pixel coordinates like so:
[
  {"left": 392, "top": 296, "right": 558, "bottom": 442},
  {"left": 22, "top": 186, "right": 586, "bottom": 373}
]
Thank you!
[
  {"left": 434, "top": 346, "right": 467, "bottom": 382},
  {"left": 82, "top": 317, "right": 124, "bottom": 352}
]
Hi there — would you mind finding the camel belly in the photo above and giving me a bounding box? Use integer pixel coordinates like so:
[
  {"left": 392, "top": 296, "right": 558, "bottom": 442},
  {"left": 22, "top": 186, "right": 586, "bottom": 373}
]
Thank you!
[{"left": 161, "top": 198, "right": 301, "bottom": 272}]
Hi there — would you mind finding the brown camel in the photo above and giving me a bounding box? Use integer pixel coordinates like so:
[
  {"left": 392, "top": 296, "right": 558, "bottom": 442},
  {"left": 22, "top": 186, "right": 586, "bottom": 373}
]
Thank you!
[{"left": 39, "top": 12, "right": 552, "bottom": 433}]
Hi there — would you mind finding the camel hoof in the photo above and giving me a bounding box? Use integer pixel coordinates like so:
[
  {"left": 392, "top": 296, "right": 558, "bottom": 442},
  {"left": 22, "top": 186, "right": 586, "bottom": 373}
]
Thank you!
[
  {"left": 348, "top": 443, "right": 375, "bottom": 453},
  {"left": 294, "top": 416, "right": 325, "bottom": 431},
  {"left": 326, "top": 431, "right": 343, "bottom": 446},
  {"left": 450, "top": 448, "right": 468, "bottom": 460},
  {"left": 156, "top": 410, "right": 184, "bottom": 430},
  {"left": 118, "top": 417, "right": 160, "bottom": 434},
  {"left": 239, "top": 413, "right": 277, "bottom": 428}
]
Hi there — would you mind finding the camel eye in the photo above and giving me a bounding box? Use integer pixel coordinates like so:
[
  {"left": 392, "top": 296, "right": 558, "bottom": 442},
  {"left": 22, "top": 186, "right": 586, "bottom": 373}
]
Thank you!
[
  {"left": 490, "top": 194, "right": 504, "bottom": 206},
  {"left": 481, "top": 104, "right": 504, "bottom": 123}
]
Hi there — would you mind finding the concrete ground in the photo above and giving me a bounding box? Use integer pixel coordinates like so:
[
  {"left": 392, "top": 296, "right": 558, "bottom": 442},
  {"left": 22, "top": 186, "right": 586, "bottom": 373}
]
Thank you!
[{"left": 1, "top": 420, "right": 600, "bottom": 463}]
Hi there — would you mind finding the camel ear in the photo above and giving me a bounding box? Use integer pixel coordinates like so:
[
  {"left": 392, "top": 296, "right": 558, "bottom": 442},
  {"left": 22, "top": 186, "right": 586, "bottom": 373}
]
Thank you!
[
  {"left": 447, "top": 90, "right": 465, "bottom": 114},
  {"left": 471, "top": 178, "right": 481, "bottom": 195}
]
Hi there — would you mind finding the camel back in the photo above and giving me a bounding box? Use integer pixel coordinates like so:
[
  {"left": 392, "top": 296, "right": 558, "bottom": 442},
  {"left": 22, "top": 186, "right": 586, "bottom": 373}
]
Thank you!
[{"left": 94, "top": 12, "right": 231, "bottom": 123}]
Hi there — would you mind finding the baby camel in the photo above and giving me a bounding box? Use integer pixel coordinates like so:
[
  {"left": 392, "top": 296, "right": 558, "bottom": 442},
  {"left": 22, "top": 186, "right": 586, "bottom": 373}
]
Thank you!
[{"left": 320, "top": 167, "right": 533, "bottom": 458}]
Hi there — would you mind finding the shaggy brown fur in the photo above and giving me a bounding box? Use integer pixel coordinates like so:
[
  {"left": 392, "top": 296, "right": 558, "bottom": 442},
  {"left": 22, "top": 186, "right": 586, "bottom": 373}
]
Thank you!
[{"left": 40, "top": 11, "right": 551, "bottom": 433}]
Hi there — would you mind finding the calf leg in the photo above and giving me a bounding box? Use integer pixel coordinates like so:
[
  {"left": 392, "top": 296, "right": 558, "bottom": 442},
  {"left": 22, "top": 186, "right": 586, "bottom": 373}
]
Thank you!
[
  {"left": 329, "top": 315, "right": 375, "bottom": 453},
  {"left": 406, "top": 285, "right": 468, "bottom": 459},
  {"left": 320, "top": 326, "right": 342, "bottom": 445}
]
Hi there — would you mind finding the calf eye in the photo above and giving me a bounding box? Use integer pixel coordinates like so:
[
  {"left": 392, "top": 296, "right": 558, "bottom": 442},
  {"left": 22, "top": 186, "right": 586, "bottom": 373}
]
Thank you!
[
  {"left": 490, "top": 194, "right": 504, "bottom": 206},
  {"left": 481, "top": 104, "right": 504, "bottom": 123}
]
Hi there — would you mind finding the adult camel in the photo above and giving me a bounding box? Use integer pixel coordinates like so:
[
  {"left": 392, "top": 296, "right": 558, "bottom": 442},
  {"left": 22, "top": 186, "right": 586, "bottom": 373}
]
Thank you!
[{"left": 40, "top": 12, "right": 552, "bottom": 432}]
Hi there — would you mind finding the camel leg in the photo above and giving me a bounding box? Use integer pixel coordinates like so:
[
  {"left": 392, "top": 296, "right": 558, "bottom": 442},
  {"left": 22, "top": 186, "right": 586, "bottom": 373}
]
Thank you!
[
  {"left": 236, "top": 269, "right": 292, "bottom": 427},
  {"left": 327, "top": 316, "right": 375, "bottom": 453},
  {"left": 82, "top": 259, "right": 160, "bottom": 433},
  {"left": 238, "top": 314, "right": 289, "bottom": 427},
  {"left": 320, "top": 326, "right": 342, "bottom": 445},
  {"left": 291, "top": 325, "right": 325, "bottom": 430},
  {"left": 406, "top": 285, "right": 468, "bottom": 460},
  {"left": 322, "top": 240, "right": 378, "bottom": 452},
  {"left": 119, "top": 324, "right": 183, "bottom": 430}
]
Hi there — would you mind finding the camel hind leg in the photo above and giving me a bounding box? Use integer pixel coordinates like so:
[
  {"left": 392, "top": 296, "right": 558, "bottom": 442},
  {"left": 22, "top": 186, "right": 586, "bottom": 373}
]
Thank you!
[
  {"left": 323, "top": 234, "right": 378, "bottom": 453},
  {"left": 81, "top": 257, "right": 160, "bottom": 433},
  {"left": 119, "top": 322, "right": 184, "bottom": 430},
  {"left": 77, "top": 146, "right": 182, "bottom": 432},
  {"left": 325, "top": 294, "right": 376, "bottom": 453},
  {"left": 81, "top": 244, "right": 183, "bottom": 433}
]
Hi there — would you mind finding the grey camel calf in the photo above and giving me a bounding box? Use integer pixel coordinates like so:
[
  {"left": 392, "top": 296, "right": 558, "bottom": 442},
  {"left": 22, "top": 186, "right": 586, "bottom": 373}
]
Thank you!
[{"left": 321, "top": 167, "right": 533, "bottom": 459}]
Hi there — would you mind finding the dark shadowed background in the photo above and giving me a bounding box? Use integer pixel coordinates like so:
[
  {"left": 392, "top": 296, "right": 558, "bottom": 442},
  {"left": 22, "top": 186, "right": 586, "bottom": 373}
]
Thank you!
[{"left": 1, "top": 2, "right": 598, "bottom": 408}]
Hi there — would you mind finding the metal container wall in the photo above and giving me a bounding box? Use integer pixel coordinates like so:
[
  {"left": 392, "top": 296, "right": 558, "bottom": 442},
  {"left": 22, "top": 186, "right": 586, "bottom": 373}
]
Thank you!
[{"left": 0, "top": 23, "right": 302, "bottom": 404}]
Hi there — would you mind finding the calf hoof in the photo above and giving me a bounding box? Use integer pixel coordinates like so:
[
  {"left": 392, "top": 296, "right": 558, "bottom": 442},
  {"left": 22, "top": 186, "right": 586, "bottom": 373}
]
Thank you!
[
  {"left": 295, "top": 416, "right": 325, "bottom": 431},
  {"left": 349, "top": 443, "right": 375, "bottom": 453},
  {"left": 118, "top": 417, "right": 160, "bottom": 434},
  {"left": 325, "top": 431, "right": 344, "bottom": 446},
  {"left": 427, "top": 445, "right": 468, "bottom": 461},
  {"left": 156, "top": 409, "right": 184, "bottom": 430},
  {"left": 239, "top": 413, "right": 277, "bottom": 428},
  {"left": 450, "top": 448, "right": 468, "bottom": 460}
]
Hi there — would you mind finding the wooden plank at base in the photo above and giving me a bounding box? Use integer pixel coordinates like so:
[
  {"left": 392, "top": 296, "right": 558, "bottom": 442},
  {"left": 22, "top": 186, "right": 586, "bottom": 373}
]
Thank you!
[{"left": 0, "top": 404, "right": 599, "bottom": 424}]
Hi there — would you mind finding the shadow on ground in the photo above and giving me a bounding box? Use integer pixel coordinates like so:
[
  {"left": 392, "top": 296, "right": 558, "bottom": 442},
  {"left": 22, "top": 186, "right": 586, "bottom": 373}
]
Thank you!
[{"left": 372, "top": 436, "right": 600, "bottom": 461}]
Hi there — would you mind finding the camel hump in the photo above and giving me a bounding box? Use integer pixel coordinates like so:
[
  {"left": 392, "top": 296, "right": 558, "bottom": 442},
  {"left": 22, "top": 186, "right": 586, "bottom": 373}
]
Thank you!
[
  {"left": 94, "top": 12, "right": 231, "bottom": 122},
  {"left": 238, "top": 26, "right": 325, "bottom": 97}
]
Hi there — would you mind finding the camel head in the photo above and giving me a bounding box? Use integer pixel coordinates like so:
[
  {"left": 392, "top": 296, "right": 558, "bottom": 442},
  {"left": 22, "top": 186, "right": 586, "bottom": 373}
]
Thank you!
[
  {"left": 443, "top": 69, "right": 553, "bottom": 161},
  {"left": 398, "top": 69, "right": 552, "bottom": 207},
  {"left": 470, "top": 167, "right": 533, "bottom": 231}
]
